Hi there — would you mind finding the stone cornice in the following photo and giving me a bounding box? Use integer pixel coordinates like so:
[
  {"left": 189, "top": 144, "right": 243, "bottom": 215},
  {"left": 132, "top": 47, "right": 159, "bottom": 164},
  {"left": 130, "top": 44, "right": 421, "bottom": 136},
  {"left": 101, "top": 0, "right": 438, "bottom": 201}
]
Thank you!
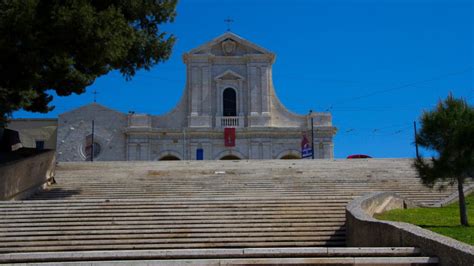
[
  {"left": 125, "top": 126, "right": 336, "bottom": 139},
  {"left": 183, "top": 54, "right": 275, "bottom": 64}
]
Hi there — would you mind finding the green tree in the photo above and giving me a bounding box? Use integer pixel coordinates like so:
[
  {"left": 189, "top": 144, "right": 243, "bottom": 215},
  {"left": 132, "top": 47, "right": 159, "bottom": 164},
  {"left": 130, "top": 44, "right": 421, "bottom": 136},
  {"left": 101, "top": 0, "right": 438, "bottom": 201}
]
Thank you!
[
  {"left": 414, "top": 94, "right": 474, "bottom": 226},
  {"left": 0, "top": 0, "right": 177, "bottom": 124}
]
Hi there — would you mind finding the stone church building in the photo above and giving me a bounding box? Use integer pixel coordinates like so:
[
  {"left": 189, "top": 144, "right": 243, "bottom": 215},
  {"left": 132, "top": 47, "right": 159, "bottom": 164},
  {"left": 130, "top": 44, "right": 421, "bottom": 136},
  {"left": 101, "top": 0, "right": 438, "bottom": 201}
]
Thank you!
[{"left": 56, "top": 32, "right": 336, "bottom": 161}]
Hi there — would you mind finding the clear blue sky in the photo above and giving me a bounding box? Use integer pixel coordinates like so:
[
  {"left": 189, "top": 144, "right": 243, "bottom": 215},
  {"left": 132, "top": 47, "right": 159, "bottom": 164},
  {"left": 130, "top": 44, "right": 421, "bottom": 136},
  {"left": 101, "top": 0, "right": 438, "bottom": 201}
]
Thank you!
[{"left": 14, "top": 0, "right": 473, "bottom": 159}]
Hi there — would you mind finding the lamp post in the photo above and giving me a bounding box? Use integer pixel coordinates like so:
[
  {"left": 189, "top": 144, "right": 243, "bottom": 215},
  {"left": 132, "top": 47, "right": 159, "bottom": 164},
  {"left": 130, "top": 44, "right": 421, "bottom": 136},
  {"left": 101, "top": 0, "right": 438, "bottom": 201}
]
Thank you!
[
  {"left": 91, "top": 120, "right": 95, "bottom": 162},
  {"left": 309, "top": 110, "right": 314, "bottom": 159}
]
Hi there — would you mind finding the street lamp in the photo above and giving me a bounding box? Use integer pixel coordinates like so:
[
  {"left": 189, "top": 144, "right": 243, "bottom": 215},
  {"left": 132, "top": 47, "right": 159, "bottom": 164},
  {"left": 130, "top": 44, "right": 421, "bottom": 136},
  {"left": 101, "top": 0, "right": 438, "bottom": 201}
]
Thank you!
[{"left": 309, "top": 110, "right": 314, "bottom": 159}]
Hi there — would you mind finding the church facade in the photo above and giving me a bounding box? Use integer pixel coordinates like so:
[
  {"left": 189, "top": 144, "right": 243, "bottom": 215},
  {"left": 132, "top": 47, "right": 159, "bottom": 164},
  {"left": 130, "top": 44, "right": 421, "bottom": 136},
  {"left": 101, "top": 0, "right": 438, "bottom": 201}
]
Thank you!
[{"left": 56, "top": 32, "right": 336, "bottom": 161}]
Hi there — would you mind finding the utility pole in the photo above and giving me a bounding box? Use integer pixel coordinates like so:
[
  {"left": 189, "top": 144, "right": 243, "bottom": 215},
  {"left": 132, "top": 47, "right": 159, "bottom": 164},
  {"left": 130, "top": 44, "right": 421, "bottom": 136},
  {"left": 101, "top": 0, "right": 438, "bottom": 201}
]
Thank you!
[
  {"left": 414, "top": 121, "right": 419, "bottom": 158},
  {"left": 310, "top": 110, "right": 314, "bottom": 159},
  {"left": 91, "top": 120, "right": 95, "bottom": 162}
]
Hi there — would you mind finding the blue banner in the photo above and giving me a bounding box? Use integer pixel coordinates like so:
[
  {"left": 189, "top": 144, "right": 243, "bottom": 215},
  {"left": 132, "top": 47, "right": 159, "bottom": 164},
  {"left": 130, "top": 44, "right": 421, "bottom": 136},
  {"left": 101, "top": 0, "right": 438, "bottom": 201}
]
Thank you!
[{"left": 301, "top": 134, "right": 313, "bottom": 159}]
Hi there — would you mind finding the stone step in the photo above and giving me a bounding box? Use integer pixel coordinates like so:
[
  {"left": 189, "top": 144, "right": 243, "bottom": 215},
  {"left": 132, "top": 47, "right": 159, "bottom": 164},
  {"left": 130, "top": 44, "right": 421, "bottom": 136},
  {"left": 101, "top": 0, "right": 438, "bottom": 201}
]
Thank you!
[
  {"left": 0, "top": 207, "right": 347, "bottom": 215},
  {"left": 0, "top": 230, "right": 346, "bottom": 242},
  {"left": 24, "top": 257, "right": 436, "bottom": 265},
  {"left": 0, "top": 218, "right": 346, "bottom": 227},
  {"left": 0, "top": 203, "right": 349, "bottom": 211},
  {"left": 55, "top": 191, "right": 436, "bottom": 195},
  {"left": 0, "top": 222, "right": 343, "bottom": 232},
  {"left": 0, "top": 226, "right": 345, "bottom": 237},
  {"left": 0, "top": 211, "right": 346, "bottom": 220},
  {"left": 0, "top": 159, "right": 455, "bottom": 264},
  {"left": 0, "top": 213, "right": 345, "bottom": 223},
  {"left": 3, "top": 196, "right": 357, "bottom": 203},
  {"left": 0, "top": 247, "right": 437, "bottom": 265},
  {"left": 0, "top": 240, "right": 347, "bottom": 253}
]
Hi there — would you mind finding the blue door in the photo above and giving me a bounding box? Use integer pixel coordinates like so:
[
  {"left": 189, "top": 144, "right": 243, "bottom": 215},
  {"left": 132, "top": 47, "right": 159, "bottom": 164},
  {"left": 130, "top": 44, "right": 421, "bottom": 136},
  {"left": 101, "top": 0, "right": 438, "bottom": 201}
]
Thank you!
[{"left": 196, "top": 148, "right": 204, "bottom": 160}]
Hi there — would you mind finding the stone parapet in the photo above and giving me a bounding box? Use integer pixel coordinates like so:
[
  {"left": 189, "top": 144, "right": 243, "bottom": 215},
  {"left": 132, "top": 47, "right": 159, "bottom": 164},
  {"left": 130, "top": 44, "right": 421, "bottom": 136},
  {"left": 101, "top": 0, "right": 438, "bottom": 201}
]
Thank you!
[
  {"left": 0, "top": 149, "right": 55, "bottom": 200},
  {"left": 346, "top": 192, "right": 474, "bottom": 266}
]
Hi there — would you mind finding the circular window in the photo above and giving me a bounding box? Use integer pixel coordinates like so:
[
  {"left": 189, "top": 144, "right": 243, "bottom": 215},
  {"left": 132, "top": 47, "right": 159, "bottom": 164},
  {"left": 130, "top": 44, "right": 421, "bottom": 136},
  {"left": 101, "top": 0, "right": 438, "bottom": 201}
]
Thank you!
[{"left": 85, "top": 142, "right": 101, "bottom": 160}]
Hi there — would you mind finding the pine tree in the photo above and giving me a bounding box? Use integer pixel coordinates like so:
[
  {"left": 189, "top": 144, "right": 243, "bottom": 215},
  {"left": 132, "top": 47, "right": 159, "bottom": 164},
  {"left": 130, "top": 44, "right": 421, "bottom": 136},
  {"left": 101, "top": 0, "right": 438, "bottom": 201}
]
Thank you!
[
  {"left": 0, "top": 0, "right": 177, "bottom": 123},
  {"left": 414, "top": 93, "right": 474, "bottom": 226}
]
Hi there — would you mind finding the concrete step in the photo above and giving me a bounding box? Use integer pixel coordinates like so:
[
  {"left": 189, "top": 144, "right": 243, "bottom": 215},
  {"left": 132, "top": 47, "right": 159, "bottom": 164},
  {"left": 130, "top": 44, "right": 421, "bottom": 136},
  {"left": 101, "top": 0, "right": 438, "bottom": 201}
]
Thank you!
[
  {"left": 0, "top": 234, "right": 347, "bottom": 245},
  {"left": 0, "top": 226, "right": 345, "bottom": 237},
  {"left": 0, "top": 159, "right": 456, "bottom": 264},
  {"left": 0, "top": 218, "right": 347, "bottom": 227},
  {"left": 0, "top": 195, "right": 348, "bottom": 253},
  {"left": 0, "top": 241, "right": 347, "bottom": 253},
  {"left": 0, "top": 247, "right": 438, "bottom": 265},
  {"left": 0, "top": 196, "right": 356, "bottom": 204},
  {"left": 26, "top": 257, "right": 436, "bottom": 265},
  {"left": 0, "top": 222, "right": 344, "bottom": 232}
]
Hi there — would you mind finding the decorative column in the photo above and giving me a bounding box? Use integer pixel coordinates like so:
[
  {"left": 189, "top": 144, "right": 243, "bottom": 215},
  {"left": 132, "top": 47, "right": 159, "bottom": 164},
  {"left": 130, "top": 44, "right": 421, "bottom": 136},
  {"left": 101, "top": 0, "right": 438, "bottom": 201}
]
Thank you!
[
  {"left": 238, "top": 79, "right": 244, "bottom": 116},
  {"left": 191, "top": 66, "right": 200, "bottom": 116},
  {"left": 260, "top": 66, "right": 269, "bottom": 114},
  {"left": 216, "top": 80, "right": 222, "bottom": 117},
  {"left": 249, "top": 66, "right": 259, "bottom": 115},
  {"left": 201, "top": 66, "right": 210, "bottom": 116}
]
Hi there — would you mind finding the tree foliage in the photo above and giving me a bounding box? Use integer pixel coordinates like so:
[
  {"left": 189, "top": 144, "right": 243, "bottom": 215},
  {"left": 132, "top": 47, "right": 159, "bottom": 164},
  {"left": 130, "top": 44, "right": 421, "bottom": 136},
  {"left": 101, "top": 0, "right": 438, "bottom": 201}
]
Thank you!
[
  {"left": 0, "top": 0, "right": 177, "bottom": 123},
  {"left": 414, "top": 94, "right": 473, "bottom": 225}
]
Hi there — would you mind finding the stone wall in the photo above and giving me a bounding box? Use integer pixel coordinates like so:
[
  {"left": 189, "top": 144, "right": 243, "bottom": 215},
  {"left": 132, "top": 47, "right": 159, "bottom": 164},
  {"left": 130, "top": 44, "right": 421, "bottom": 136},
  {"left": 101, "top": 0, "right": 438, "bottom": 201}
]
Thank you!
[
  {"left": 125, "top": 127, "right": 333, "bottom": 161},
  {"left": 57, "top": 103, "right": 127, "bottom": 161},
  {"left": 0, "top": 149, "right": 56, "bottom": 200},
  {"left": 6, "top": 119, "right": 57, "bottom": 149},
  {"left": 346, "top": 192, "right": 474, "bottom": 266}
]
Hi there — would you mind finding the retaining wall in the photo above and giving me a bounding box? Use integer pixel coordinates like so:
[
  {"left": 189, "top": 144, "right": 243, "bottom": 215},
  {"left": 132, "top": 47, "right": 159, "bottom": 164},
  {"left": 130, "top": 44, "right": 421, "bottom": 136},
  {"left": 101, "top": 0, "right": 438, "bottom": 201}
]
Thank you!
[
  {"left": 0, "top": 150, "right": 56, "bottom": 200},
  {"left": 346, "top": 192, "right": 474, "bottom": 266}
]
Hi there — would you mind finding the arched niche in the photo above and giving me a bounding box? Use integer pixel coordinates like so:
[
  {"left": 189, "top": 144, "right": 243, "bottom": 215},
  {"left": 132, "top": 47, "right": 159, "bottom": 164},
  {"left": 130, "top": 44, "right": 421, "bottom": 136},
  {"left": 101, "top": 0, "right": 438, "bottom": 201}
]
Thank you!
[
  {"left": 220, "top": 154, "right": 241, "bottom": 160},
  {"left": 159, "top": 155, "right": 181, "bottom": 161},
  {"left": 214, "top": 149, "right": 246, "bottom": 160},
  {"left": 155, "top": 150, "right": 183, "bottom": 161},
  {"left": 280, "top": 154, "right": 301, "bottom": 160},
  {"left": 276, "top": 149, "right": 301, "bottom": 160}
]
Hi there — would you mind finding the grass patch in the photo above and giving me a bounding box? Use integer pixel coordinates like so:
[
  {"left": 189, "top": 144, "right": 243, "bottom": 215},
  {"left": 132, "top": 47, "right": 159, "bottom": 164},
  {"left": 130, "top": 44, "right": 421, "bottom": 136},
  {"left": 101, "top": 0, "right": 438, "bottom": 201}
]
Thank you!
[{"left": 375, "top": 192, "right": 474, "bottom": 245}]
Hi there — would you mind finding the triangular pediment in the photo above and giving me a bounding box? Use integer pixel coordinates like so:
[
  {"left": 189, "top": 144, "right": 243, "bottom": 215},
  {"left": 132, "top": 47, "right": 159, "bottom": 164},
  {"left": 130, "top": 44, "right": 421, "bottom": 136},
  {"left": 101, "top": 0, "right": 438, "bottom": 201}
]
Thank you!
[
  {"left": 188, "top": 32, "right": 272, "bottom": 56},
  {"left": 214, "top": 70, "right": 245, "bottom": 81}
]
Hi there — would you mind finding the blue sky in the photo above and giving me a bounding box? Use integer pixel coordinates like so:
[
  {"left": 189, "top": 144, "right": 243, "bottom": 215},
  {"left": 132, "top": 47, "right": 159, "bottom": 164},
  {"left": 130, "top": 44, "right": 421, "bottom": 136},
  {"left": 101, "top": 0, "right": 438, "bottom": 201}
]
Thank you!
[{"left": 14, "top": 0, "right": 473, "bottom": 158}]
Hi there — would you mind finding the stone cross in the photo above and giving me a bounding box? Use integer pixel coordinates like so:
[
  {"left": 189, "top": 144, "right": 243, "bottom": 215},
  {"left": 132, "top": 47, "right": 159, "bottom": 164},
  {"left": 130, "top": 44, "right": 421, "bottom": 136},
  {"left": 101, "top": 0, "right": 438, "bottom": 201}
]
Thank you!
[
  {"left": 93, "top": 90, "right": 98, "bottom": 103},
  {"left": 224, "top": 17, "right": 234, "bottom": 31}
]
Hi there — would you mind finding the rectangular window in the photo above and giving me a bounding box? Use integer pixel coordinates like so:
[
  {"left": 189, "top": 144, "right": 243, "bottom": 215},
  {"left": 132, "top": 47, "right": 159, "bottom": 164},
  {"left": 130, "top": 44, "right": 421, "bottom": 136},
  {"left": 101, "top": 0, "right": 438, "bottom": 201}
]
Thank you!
[{"left": 35, "top": 140, "right": 45, "bottom": 150}]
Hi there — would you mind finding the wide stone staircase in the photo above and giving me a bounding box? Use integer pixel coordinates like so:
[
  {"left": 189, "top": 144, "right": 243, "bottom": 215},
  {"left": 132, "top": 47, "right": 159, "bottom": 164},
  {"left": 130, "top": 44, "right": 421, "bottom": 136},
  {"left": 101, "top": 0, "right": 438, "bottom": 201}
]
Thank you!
[{"left": 0, "top": 159, "right": 457, "bottom": 265}]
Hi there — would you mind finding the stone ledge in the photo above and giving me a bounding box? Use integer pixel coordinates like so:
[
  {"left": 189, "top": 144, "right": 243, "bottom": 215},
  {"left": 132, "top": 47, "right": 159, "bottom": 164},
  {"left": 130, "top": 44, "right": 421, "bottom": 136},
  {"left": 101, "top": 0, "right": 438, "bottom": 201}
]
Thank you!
[
  {"left": 433, "top": 184, "right": 474, "bottom": 207},
  {"left": 0, "top": 149, "right": 56, "bottom": 200},
  {"left": 346, "top": 191, "right": 474, "bottom": 266},
  {"left": 0, "top": 247, "right": 434, "bottom": 264}
]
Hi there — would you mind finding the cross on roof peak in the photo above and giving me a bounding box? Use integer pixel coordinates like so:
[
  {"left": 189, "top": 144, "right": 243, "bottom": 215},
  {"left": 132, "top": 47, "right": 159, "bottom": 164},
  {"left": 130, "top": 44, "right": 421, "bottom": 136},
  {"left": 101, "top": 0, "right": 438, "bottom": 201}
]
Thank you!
[
  {"left": 92, "top": 90, "right": 98, "bottom": 103},
  {"left": 224, "top": 17, "right": 234, "bottom": 32}
]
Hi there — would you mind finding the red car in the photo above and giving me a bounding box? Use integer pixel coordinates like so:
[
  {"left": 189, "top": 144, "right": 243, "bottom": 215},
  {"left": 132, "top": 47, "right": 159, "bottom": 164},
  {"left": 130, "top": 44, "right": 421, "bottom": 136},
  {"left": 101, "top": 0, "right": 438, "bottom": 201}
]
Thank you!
[{"left": 347, "top": 154, "right": 372, "bottom": 159}]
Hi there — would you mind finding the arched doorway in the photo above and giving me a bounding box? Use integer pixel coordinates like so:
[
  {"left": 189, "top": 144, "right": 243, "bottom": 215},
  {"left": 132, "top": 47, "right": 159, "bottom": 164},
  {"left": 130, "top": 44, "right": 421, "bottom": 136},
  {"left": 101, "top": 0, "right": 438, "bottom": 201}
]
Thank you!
[
  {"left": 159, "top": 155, "right": 181, "bottom": 161},
  {"left": 220, "top": 154, "right": 241, "bottom": 160},
  {"left": 223, "top": 88, "right": 237, "bottom": 116},
  {"left": 280, "top": 154, "right": 301, "bottom": 160}
]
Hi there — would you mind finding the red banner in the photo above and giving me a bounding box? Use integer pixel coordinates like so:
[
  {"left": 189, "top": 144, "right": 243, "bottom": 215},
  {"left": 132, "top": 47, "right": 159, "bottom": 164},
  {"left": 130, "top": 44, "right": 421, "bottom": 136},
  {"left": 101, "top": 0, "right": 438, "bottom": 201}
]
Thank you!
[{"left": 224, "top": 128, "right": 236, "bottom": 147}]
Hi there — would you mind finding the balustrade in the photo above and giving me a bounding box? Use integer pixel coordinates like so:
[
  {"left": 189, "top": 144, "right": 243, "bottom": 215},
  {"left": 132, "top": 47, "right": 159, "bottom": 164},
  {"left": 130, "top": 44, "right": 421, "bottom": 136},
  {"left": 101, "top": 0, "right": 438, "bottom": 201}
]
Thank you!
[{"left": 216, "top": 116, "right": 243, "bottom": 128}]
